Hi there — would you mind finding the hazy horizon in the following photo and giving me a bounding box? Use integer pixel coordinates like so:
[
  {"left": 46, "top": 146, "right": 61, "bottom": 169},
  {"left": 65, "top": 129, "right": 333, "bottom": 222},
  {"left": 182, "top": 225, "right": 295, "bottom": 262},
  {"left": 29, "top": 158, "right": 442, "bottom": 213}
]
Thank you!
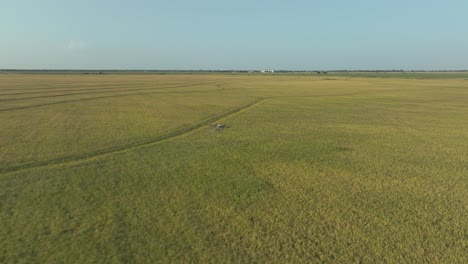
[
  {"left": 2, "top": 69, "right": 468, "bottom": 72},
  {"left": 2, "top": 0, "right": 468, "bottom": 70}
]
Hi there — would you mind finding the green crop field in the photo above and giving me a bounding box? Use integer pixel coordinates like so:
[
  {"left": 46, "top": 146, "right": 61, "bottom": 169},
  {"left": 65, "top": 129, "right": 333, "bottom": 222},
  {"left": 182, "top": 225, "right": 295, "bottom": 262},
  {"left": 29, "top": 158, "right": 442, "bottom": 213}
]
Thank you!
[{"left": 1, "top": 73, "right": 467, "bottom": 263}]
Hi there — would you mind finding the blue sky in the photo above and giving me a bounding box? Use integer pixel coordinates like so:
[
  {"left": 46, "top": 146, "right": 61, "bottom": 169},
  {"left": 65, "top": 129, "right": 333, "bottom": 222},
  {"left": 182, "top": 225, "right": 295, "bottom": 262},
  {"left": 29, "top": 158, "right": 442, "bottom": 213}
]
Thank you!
[{"left": 2, "top": 0, "right": 468, "bottom": 70}]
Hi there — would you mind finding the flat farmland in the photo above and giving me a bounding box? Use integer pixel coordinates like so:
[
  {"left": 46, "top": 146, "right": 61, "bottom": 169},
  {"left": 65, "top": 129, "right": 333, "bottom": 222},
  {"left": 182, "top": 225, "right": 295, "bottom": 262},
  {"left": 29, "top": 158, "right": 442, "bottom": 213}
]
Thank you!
[{"left": 1, "top": 74, "right": 467, "bottom": 262}]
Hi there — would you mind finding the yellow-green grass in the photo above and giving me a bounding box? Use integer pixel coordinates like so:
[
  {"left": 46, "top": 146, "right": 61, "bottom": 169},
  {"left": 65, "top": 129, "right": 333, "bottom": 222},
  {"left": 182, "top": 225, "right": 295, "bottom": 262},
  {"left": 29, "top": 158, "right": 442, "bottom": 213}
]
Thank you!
[{"left": 1, "top": 74, "right": 467, "bottom": 263}]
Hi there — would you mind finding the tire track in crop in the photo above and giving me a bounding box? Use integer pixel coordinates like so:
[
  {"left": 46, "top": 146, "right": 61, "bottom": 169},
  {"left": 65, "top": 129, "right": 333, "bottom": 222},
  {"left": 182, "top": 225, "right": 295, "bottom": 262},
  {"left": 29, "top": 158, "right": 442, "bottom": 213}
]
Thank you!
[
  {"left": 0, "top": 85, "right": 436, "bottom": 112},
  {"left": 0, "top": 98, "right": 266, "bottom": 175},
  {"left": 0, "top": 81, "right": 147, "bottom": 91},
  {"left": 0, "top": 82, "right": 217, "bottom": 102},
  {"left": 0, "top": 82, "right": 146, "bottom": 93},
  {"left": 0, "top": 83, "right": 223, "bottom": 112},
  {"left": 0, "top": 81, "right": 213, "bottom": 96},
  {"left": 0, "top": 83, "right": 150, "bottom": 96},
  {"left": 0, "top": 81, "right": 157, "bottom": 92}
]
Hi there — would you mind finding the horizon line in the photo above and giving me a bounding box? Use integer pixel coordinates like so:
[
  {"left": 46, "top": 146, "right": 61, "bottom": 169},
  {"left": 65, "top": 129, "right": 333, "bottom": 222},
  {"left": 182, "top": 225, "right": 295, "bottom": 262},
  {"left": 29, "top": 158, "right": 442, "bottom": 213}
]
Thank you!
[{"left": 2, "top": 69, "right": 468, "bottom": 72}]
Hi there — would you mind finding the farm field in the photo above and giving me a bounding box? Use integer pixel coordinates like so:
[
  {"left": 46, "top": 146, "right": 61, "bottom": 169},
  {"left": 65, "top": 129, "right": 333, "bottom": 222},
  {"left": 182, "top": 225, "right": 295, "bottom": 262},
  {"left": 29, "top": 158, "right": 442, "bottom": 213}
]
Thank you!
[{"left": 1, "top": 73, "right": 467, "bottom": 263}]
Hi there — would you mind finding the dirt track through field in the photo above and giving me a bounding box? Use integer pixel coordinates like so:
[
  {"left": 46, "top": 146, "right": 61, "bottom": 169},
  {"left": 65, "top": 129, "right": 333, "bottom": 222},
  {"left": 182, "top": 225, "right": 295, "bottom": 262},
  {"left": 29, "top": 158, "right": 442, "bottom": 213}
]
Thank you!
[
  {"left": 0, "top": 83, "right": 150, "bottom": 95},
  {"left": 0, "top": 98, "right": 265, "bottom": 175},
  {"left": 0, "top": 82, "right": 217, "bottom": 101},
  {"left": 0, "top": 83, "right": 224, "bottom": 112}
]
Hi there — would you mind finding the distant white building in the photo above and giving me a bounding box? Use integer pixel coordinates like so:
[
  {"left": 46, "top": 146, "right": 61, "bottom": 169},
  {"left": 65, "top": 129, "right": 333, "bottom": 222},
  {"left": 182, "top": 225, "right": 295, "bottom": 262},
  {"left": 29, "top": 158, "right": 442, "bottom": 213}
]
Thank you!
[{"left": 261, "top": 69, "right": 275, "bottom": 73}]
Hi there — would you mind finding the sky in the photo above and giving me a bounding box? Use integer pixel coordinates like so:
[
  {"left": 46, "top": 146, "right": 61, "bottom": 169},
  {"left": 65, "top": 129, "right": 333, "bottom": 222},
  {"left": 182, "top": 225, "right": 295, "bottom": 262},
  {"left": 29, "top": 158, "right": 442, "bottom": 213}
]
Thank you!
[{"left": 1, "top": 0, "right": 468, "bottom": 70}]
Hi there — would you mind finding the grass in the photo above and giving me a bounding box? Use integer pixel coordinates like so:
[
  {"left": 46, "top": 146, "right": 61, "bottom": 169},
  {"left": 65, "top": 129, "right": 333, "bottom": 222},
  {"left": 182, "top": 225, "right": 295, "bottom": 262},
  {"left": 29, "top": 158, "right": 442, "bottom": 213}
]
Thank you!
[{"left": 1, "top": 73, "right": 467, "bottom": 263}]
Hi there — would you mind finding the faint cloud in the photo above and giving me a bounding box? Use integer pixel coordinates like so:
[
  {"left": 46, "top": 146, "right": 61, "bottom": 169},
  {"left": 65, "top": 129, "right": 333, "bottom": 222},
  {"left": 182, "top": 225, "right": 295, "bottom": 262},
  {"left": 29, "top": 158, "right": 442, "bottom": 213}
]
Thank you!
[{"left": 67, "top": 40, "right": 86, "bottom": 52}]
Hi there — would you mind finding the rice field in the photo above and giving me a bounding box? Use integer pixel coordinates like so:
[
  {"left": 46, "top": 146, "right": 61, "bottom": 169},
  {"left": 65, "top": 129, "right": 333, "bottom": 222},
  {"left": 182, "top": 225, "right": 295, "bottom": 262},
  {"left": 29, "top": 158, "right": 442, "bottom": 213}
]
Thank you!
[{"left": 1, "top": 73, "right": 467, "bottom": 263}]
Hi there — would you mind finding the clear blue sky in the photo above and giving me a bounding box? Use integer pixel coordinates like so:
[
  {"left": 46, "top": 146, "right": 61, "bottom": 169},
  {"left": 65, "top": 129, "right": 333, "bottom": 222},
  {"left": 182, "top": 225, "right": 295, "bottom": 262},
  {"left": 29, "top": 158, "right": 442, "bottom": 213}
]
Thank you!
[{"left": 2, "top": 0, "right": 468, "bottom": 70}]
